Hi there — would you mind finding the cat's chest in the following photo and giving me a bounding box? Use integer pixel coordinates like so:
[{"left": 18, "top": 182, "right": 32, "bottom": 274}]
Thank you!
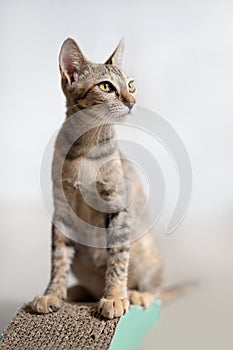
[
  {"left": 62, "top": 152, "right": 123, "bottom": 191},
  {"left": 62, "top": 157, "right": 97, "bottom": 187},
  {"left": 61, "top": 153, "right": 124, "bottom": 212}
]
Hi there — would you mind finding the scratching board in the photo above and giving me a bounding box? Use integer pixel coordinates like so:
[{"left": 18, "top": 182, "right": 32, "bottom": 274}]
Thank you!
[{"left": 0, "top": 301, "right": 160, "bottom": 350}]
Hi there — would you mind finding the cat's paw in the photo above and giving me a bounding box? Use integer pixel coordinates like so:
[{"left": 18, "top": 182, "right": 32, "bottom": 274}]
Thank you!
[
  {"left": 98, "top": 297, "right": 129, "bottom": 319},
  {"left": 128, "top": 290, "right": 155, "bottom": 309},
  {"left": 31, "top": 295, "right": 63, "bottom": 314}
]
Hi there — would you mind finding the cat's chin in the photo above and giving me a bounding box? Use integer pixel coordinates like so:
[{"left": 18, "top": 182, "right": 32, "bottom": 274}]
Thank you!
[
  {"left": 111, "top": 109, "right": 135, "bottom": 123},
  {"left": 115, "top": 113, "right": 131, "bottom": 123}
]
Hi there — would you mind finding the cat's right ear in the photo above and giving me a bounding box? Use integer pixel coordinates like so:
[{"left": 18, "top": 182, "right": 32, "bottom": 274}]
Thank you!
[{"left": 59, "top": 38, "right": 87, "bottom": 85}]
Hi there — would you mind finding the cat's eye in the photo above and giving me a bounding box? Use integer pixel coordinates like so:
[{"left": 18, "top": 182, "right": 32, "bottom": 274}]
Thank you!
[
  {"left": 98, "top": 81, "right": 115, "bottom": 93},
  {"left": 128, "top": 81, "right": 136, "bottom": 93}
]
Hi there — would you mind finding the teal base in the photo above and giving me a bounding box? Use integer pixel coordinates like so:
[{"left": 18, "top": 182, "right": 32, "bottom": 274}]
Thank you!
[{"left": 109, "top": 300, "right": 161, "bottom": 350}]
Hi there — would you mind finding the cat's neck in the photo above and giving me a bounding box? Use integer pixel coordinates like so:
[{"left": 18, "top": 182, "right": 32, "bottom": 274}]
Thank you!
[
  {"left": 61, "top": 104, "right": 118, "bottom": 159},
  {"left": 65, "top": 124, "right": 117, "bottom": 159},
  {"left": 60, "top": 125, "right": 116, "bottom": 162}
]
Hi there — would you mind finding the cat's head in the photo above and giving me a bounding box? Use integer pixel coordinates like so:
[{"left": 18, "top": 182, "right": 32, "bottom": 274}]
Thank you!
[{"left": 59, "top": 38, "right": 136, "bottom": 120}]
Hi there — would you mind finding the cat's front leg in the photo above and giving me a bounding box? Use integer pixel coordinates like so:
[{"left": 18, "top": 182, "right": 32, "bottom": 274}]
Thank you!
[
  {"left": 98, "top": 210, "right": 130, "bottom": 319},
  {"left": 31, "top": 224, "right": 74, "bottom": 313}
]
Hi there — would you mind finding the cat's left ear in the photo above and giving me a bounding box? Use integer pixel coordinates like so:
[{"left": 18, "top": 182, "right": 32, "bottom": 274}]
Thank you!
[
  {"left": 59, "top": 38, "right": 87, "bottom": 85},
  {"left": 105, "top": 38, "right": 125, "bottom": 69}
]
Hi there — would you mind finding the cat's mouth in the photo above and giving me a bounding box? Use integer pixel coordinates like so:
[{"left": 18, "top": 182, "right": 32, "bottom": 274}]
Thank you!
[
  {"left": 116, "top": 106, "right": 136, "bottom": 122},
  {"left": 121, "top": 104, "right": 136, "bottom": 117}
]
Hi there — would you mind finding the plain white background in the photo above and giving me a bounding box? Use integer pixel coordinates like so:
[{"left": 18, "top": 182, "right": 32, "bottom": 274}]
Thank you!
[{"left": 1, "top": 1, "right": 233, "bottom": 349}]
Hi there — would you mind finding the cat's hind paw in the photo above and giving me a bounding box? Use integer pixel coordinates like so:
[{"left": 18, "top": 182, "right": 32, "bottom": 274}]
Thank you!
[
  {"left": 31, "top": 295, "right": 63, "bottom": 314},
  {"left": 98, "top": 297, "right": 129, "bottom": 319},
  {"left": 128, "top": 290, "right": 155, "bottom": 309}
]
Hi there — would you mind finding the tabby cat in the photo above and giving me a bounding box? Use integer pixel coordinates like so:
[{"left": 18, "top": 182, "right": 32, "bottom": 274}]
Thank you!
[{"left": 31, "top": 38, "right": 174, "bottom": 319}]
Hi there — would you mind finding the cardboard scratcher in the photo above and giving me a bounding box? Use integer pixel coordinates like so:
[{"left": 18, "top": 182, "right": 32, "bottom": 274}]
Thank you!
[{"left": 0, "top": 301, "right": 160, "bottom": 350}]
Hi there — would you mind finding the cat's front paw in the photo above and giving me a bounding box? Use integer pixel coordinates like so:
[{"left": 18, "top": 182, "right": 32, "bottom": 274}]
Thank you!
[
  {"left": 31, "top": 295, "right": 63, "bottom": 314},
  {"left": 98, "top": 297, "right": 129, "bottom": 319}
]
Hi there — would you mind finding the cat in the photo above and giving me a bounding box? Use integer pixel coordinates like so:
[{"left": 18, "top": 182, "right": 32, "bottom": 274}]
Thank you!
[{"left": 31, "top": 38, "right": 182, "bottom": 319}]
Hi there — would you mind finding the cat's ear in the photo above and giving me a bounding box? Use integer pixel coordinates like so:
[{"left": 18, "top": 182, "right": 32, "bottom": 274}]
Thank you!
[
  {"left": 59, "top": 38, "right": 87, "bottom": 84},
  {"left": 105, "top": 39, "right": 125, "bottom": 68}
]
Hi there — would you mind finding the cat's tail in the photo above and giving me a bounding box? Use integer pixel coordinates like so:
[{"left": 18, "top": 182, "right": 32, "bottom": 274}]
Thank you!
[{"left": 160, "top": 281, "right": 198, "bottom": 305}]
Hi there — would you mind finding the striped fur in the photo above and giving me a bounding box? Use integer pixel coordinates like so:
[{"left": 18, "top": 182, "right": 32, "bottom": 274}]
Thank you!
[{"left": 31, "top": 38, "right": 163, "bottom": 319}]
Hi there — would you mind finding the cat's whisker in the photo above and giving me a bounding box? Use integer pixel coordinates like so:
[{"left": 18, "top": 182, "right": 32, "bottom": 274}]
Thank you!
[{"left": 67, "top": 101, "right": 107, "bottom": 115}]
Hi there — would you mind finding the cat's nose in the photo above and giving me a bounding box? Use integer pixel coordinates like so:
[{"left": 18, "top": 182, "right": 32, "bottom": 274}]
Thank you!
[
  {"left": 123, "top": 101, "right": 135, "bottom": 110},
  {"left": 121, "top": 89, "right": 136, "bottom": 110}
]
